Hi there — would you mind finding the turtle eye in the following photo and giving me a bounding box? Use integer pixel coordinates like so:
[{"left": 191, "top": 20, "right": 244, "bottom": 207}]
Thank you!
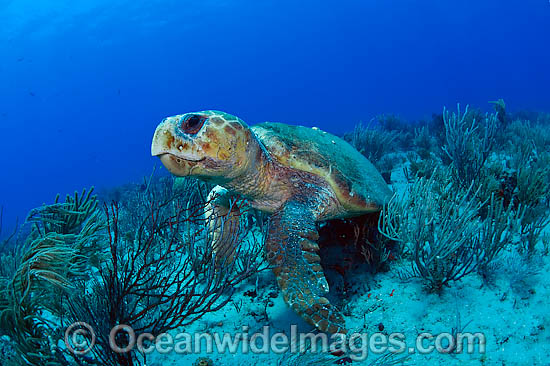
[{"left": 180, "top": 114, "right": 207, "bottom": 134}]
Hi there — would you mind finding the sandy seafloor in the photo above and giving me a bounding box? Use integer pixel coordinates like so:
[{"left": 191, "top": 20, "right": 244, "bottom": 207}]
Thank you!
[{"left": 148, "top": 165, "right": 550, "bottom": 366}]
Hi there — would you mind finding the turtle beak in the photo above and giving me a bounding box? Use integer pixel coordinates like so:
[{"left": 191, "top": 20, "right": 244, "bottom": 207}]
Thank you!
[
  {"left": 151, "top": 120, "right": 188, "bottom": 176},
  {"left": 151, "top": 116, "right": 206, "bottom": 177},
  {"left": 151, "top": 118, "right": 176, "bottom": 157}
]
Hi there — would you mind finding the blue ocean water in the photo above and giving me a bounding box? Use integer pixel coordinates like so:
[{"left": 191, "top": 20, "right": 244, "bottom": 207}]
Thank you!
[{"left": 0, "top": 0, "right": 549, "bottom": 233}]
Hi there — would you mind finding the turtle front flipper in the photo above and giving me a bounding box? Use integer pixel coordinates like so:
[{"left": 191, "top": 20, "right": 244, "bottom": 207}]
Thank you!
[
  {"left": 266, "top": 199, "right": 347, "bottom": 334},
  {"left": 205, "top": 185, "right": 241, "bottom": 266}
]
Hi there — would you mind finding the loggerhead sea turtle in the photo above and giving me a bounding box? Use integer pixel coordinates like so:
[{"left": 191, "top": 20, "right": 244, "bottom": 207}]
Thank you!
[{"left": 151, "top": 111, "right": 392, "bottom": 334}]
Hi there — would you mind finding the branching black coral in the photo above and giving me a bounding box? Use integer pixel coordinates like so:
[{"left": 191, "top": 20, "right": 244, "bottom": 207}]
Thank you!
[{"left": 64, "top": 178, "right": 266, "bottom": 365}]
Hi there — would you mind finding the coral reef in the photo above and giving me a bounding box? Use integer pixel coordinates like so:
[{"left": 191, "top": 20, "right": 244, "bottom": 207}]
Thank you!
[
  {"left": 0, "top": 179, "right": 267, "bottom": 365},
  {"left": 345, "top": 121, "right": 402, "bottom": 180},
  {"left": 0, "top": 188, "right": 102, "bottom": 365},
  {"left": 369, "top": 102, "right": 549, "bottom": 293},
  {"left": 379, "top": 173, "right": 485, "bottom": 291},
  {"left": 1, "top": 102, "right": 549, "bottom": 365},
  {"left": 441, "top": 104, "right": 498, "bottom": 190}
]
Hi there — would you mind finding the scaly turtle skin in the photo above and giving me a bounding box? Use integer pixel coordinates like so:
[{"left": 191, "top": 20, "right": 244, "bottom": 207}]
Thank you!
[{"left": 151, "top": 110, "right": 392, "bottom": 334}]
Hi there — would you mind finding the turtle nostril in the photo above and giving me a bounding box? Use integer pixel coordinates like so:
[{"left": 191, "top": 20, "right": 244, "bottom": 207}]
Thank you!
[{"left": 181, "top": 114, "right": 207, "bottom": 134}]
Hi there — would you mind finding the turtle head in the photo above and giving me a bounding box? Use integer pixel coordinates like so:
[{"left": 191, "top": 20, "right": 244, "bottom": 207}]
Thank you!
[{"left": 151, "top": 111, "right": 254, "bottom": 183}]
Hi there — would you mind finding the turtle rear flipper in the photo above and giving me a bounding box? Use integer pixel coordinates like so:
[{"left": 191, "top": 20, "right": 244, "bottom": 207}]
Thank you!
[{"left": 266, "top": 200, "right": 347, "bottom": 334}]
